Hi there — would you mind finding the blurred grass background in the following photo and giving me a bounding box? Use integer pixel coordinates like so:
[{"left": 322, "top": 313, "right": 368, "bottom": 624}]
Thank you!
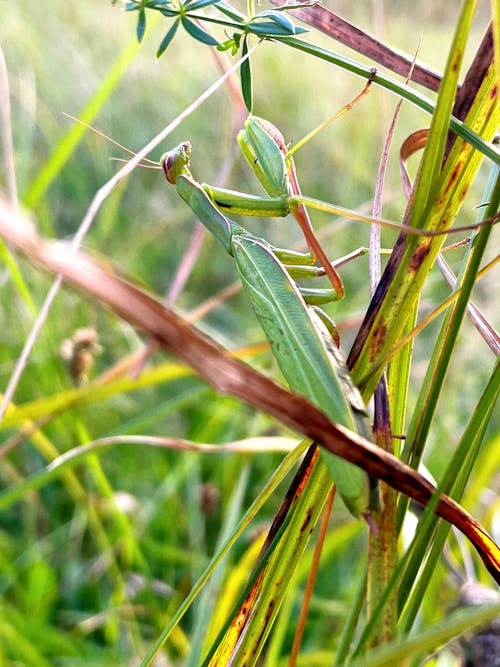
[{"left": 0, "top": 1, "right": 498, "bottom": 664}]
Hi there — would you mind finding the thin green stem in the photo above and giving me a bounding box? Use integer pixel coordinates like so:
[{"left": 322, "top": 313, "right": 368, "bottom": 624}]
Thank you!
[{"left": 277, "top": 36, "right": 500, "bottom": 164}]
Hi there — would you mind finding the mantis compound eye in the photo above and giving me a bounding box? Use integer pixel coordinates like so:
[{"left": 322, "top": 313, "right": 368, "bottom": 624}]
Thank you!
[{"left": 161, "top": 141, "right": 192, "bottom": 184}]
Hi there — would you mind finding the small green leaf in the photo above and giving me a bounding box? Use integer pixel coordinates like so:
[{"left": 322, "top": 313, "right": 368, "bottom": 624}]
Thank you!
[
  {"left": 187, "top": 0, "right": 221, "bottom": 10},
  {"left": 217, "top": 33, "right": 241, "bottom": 55},
  {"left": 214, "top": 1, "right": 248, "bottom": 22},
  {"left": 254, "top": 9, "right": 296, "bottom": 34},
  {"left": 181, "top": 16, "right": 220, "bottom": 46},
  {"left": 157, "top": 19, "right": 179, "bottom": 57},
  {"left": 159, "top": 7, "right": 178, "bottom": 17},
  {"left": 248, "top": 21, "right": 307, "bottom": 37},
  {"left": 241, "top": 36, "right": 252, "bottom": 112},
  {"left": 136, "top": 8, "right": 146, "bottom": 42}
]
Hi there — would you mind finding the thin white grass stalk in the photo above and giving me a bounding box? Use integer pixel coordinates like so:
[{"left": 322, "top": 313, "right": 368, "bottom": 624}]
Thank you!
[
  {"left": 164, "top": 42, "right": 245, "bottom": 308},
  {"left": 0, "top": 44, "right": 258, "bottom": 422},
  {"left": 369, "top": 103, "right": 400, "bottom": 292},
  {"left": 0, "top": 274, "right": 64, "bottom": 419},
  {"left": 70, "top": 43, "right": 256, "bottom": 251},
  {"left": 437, "top": 253, "right": 500, "bottom": 354},
  {"left": 0, "top": 45, "right": 17, "bottom": 205},
  {"left": 133, "top": 45, "right": 248, "bottom": 375},
  {"left": 47, "top": 435, "right": 296, "bottom": 471},
  {"left": 370, "top": 43, "right": 420, "bottom": 294}
]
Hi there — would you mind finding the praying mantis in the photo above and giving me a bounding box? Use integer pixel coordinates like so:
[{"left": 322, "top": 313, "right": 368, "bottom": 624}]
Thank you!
[
  {"left": 160, "top": 114, "right": 495, "bottom": 517},
  {"left": 161, "top": 116, "right": 375, "bottom": 517}
]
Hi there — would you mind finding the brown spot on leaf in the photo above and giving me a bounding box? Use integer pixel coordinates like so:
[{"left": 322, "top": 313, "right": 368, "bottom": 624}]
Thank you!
[
  {"left": 459, "top": 186, "right": 469, "bottom": 202},
  {"left": 300, "top": 507, "right": 314, "bottom": 534},
  {"left": 450, "top": 51, "right": 462, "bottom": 72},
  {"left": 409, "top": 241, "right": 431, "bottom": 271},
  {"left": 369, "top": 323, "right": 388, "bottom": 362}
]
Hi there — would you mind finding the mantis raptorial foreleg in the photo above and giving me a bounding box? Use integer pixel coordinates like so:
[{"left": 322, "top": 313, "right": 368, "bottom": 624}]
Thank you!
[
  {"left": 183, "top": 114, "right": 346, "bottom": 298},
  {"left": 237, "top": 116, "right": 346, "bottom": 298},
  {"left": 161, "top": 141, "right": 373, "bottom": 517},
  {"left": 178, "top": 115, "right": 493, "bottom": 278}
]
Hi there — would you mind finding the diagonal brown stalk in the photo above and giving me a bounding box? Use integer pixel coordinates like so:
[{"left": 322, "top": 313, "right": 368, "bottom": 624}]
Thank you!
[{"left": 0, "top": 197, "right": 498, "bottom": 585}]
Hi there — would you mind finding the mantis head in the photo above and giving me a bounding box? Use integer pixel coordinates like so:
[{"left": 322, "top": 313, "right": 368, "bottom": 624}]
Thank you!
[{"left": 161, "top": 141, "right": 192, "bottom": 184}]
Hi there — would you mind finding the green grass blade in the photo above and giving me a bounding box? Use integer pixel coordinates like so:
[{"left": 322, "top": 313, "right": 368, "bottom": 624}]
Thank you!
[
  {"left": 265, "top": 522, "right": 362, "bottom": 664},
  {"left": 23, "top": 37, "right": 143, "bottom": 209},
  {"left": 139, "top": 440, "right": 310, "bottom": 666},
  {"left": 398, "top": 356, "right": 500, "bottom": 631},
  {"left": 409, "top": 0, "right": 478, "bottom": 219},
  {"left": 350, "top": 347, "right": 499, "bottom": 655},
  {"left": 333, "top": 569, "right": 367, "bottom": 665},
  {"left": 280, "top": 35, "right": 500, "bottom": 164},
  {"left": 0, "top": 361, "right": 193, "bottom": 429},
  {"left": 403, "top": 164, "right": 500, "bottom": 475},
  {"left": 0, "top": 242, "right": 35, "bottom": 313},
  {"left": 0, "top": 616, "right": 54, "bottom": 667},
  {"left": 186, "top": 466, "right": 250, "bottom": 666},
  {"left": 350, "top": 57, "right": 499, "bottom": 398},
  {"left": 203, "top": 455, "right": 332, "bottom": 665},
  {"left": 348, "top": 603, "right": 500, "bottom": 667}
]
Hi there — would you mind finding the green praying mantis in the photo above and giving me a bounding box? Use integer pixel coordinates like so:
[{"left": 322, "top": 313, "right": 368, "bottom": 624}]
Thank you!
[
  {"left": 161, "top": 116, "right": 376, "bottom": 517},
  {"left": 160, "top": 114, "right": 496, "bottom": 516}
]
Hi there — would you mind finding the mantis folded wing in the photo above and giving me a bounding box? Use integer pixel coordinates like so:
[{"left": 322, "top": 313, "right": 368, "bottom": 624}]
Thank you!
[{"left": 162, "top": 141, "right": 372, "bottom": 516}]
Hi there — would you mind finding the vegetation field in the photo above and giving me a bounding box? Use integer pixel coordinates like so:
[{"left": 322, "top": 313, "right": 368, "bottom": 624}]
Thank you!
[{"left": 0, "top": 1, "right": 498, "bottom": 665}]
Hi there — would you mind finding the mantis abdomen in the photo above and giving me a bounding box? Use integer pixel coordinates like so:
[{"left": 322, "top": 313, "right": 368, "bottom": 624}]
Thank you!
[{"left": 233, "top": 234, "right": 369, "bottom": 516}]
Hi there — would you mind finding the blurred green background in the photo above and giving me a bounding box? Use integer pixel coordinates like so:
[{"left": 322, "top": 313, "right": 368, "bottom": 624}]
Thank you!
[{"left": 0, "top": 1, "right": 497, "bottom": 664}]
